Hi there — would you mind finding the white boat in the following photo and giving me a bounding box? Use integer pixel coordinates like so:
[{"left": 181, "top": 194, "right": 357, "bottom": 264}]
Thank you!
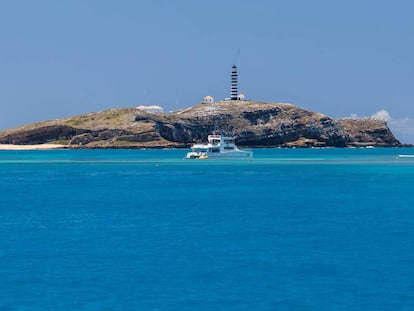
[
  {"left": 186, "top": 135, "right": 253, "bottom": 159},
  {"left": 396, "top": 154, "right": 414, "bottom": 159}
]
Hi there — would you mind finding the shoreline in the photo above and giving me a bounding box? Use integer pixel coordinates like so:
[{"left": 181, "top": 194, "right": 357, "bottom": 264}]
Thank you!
[
  {"left": 0, "top": 144, "right": 412, "bottom": 151},
  {"left": 0, "top": 144, "right": 67, "bottom": 150}
]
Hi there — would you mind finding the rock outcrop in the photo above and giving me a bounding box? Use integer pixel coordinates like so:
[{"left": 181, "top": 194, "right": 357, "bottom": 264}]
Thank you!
[{"left": 0, "top": 101, "right": 401, "bottom": 148}]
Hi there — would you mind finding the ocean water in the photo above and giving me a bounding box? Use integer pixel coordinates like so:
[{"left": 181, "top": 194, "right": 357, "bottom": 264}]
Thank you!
[{"left": 1, "top": 148, "right": 414, "bottom": 310}]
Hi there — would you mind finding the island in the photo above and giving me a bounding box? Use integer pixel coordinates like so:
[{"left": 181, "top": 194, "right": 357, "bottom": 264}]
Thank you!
[{"left": 0, "top": 101, "right": 401, "bottom": 148}]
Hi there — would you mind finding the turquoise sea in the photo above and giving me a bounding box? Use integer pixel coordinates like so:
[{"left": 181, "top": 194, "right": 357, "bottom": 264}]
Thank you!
[{"left": 1, "top": 148, "right": 414, "bottom": 310}]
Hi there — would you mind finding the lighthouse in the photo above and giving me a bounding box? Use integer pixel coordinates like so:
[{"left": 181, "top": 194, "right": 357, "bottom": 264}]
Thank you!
[{"left": 230, "top": 65, "right": 238, "bottom": 100}]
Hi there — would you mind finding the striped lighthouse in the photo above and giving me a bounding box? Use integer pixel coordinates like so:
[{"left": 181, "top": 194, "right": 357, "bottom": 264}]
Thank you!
[{"left": 230, "top": 65, "right": 238, "bottom": 100}]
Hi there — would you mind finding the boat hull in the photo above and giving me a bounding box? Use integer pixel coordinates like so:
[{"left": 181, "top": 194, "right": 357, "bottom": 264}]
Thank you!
[{"left": 186, "top": 151, "right": 252, "bottom": 159}]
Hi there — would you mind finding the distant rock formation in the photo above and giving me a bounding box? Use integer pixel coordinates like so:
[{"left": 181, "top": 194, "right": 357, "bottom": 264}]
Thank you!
[{"left": 0, "top": 101, "right": 401, "bottom": 148}]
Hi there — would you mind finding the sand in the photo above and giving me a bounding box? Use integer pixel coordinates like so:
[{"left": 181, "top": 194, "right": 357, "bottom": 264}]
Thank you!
[{"left": 0, "top": 144, "right": 67, "bottom": 150}]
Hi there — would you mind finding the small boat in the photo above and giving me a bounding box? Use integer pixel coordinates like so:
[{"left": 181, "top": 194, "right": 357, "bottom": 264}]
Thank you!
[
  {"left": 396, "top": 155, "right": 414, "bottom": 159},
  {"left": 186, "top": 135, "right": 253, "bottom": 159}
]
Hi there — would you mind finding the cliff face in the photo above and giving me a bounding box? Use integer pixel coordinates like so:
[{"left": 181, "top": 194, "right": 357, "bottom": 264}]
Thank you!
[{"left": 0, "top": 101, "right": 401, "bottom": 148}]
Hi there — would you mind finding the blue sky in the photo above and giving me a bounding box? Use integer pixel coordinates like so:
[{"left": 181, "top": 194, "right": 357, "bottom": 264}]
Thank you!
[{"left": 1, "top": 0, "right": 413, "bottom": 142}]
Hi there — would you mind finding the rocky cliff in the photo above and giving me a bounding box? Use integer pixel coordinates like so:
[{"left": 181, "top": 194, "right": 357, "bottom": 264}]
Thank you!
[{"left": 0, "top": 101, "right": 401, "bottom": 148}]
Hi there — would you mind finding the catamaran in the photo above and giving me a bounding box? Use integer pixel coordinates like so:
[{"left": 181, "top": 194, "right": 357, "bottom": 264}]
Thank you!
[{"left": 186, "top": 135, "right": 253, "bottom": 159}]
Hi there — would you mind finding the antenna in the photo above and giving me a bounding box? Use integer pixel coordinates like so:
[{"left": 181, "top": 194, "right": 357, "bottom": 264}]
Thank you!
[
  {"left": 236, "top": 48, "right": 240, "bottom": 67},
  {"left": 175, "top": 88, "right": 179, "bottom": 111},
  {"left": 236, "top": 48, "right": 240, "bottom": 96},
  {"left": 145, "top": 88, "right": 149, "bottom": 105}
]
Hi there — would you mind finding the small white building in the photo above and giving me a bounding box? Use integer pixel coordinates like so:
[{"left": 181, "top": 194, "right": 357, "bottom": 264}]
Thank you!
[
  {"left": 136, "top": 105, "right": 164, "bottom": 113},
  {"left": 201, "top": 95, "right": 214, "bottom": 104},
  {"left": 237, "top": 93, "right": 245, "bottom": 100}
]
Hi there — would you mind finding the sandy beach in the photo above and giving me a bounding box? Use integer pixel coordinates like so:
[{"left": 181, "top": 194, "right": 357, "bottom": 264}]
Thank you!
[{"left": 0, "top": 144, "right": 67, "bottom": 150}]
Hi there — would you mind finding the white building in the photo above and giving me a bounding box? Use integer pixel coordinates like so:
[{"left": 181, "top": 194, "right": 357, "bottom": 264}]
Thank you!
[
  {"left": 201, "top": 95, "right": 214, "bottom": 104},
  {"left": 237, "top": 93, "right": 245, "bottom": 100},
  {"left": 136, "top": 105, "right": 164, "bottom": 113}
]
